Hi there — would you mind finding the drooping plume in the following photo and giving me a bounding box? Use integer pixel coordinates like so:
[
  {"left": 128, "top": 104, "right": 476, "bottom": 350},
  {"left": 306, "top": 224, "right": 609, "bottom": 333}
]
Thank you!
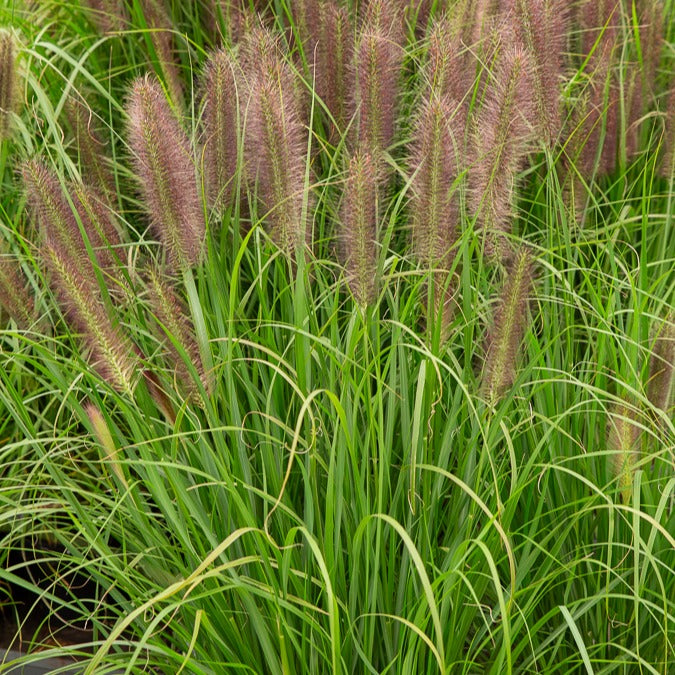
[
  {"left": 146, "top": 266, "right": 209, "bottom": 400},
  {"left": 481, "top": 246, "right": 534, "bottom": 403},
  {"left": 0, "top": 249, "right": 36, "bottom": 329},
  {"left": 42, "top": 243, "right": 137, "bottom": 393},
  {"left": 65, "top": 97, "right": 117, "bottom": 204},
  {"left": 469, "top": 46, "right": 534, "bottom": 259},
  {"left": 606, "top": 400, "right": 640, "bottom": 504},
  {"left": 351, "top": 4, "right": 404, "bottom": 156},
  {"left": 127, "top": 75, "right": 206, "bottom": 271},
  {"left": 340, "top": 150, "right": 379, "bottom": 306},
  {"left": 201, "top": 48, "right": 240, "bottom": 210},
  {"left": 82, "top": 0, "right": 128, "bottom": 34},
  {"left": 0, "top": 29, "right": 17, "bottom": 140},
  {"left": 139, "top": 0, "right": 184, "bottom": 109},
  {"left": 241, "top": 27, "right": 310, "bottom": 255},
  {"left": 647, "top": 314, "right": 674, "bottom": 415}
]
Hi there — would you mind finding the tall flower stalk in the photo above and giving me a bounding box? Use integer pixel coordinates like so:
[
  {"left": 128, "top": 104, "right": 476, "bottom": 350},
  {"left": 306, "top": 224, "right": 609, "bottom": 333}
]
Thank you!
[{"left": 127, "top": 75, "right": 206, "bottom": 272}]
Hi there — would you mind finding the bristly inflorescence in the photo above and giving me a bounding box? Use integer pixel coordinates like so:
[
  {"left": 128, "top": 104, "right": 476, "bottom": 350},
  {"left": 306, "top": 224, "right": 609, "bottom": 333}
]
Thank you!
[
  {"left": 606, "top": 399, "right": 640, "bottom": 504},
  {"left": 647, "top": 314, "right": 674, "bottom": 416},
  {"left": 127, "top": 75, "right": 206, "bottom": 272},
  {"left": 201, "top": 48, "right": 240, "bottom": 211},
  {"left": 351, "top": 1, "right": 404, "bottom": 158},
  {"left": 0, "top": 29, "right": 17, "bottom": 140},
  {"left": 341, "top": 150, "right": 379, "bottom": 307},
  {"left": 241, "top": 27, "right": 310, "bottom": 256},
  {"left": 82, "top": 0, "right": 129, "bottom": 34},
  {"left": 469, "top": 45, "right": 534, "bottom": 259},
  {"left": 65, "top": 96, "right": 117, "bottom": 206},
  {"left": 0, "top": 248, "right": 36, "bottom": 330},
  {"left": 481, "top": 246, "right": 534, "bottom": 403},
  {"left": 145, "top": 265, "right": 209, "bottom": 401}
]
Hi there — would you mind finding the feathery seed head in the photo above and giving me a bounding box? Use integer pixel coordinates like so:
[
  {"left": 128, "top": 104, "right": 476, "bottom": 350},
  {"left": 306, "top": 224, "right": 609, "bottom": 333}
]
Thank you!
[
  {"left": 201, "top": 48, "right": 241, "bottom": 210},
  {"left": 241, "top": 27, "right": 310, "bottom": 255},
  {"left": 42, "top": 243, "right": 138, "bottom": 393},
  {"left": 341, "top": 150, "right": 379, "bottom": 306},
  {"left": 469, "top": 45, "right": 535, "bottom": 259},
  {"left": 481, "top": 245, "right": 534, "bottom": 403},
  {"left": 0, "top": 249, "right": 36, "bottom": 329},
  {"left": 82, "top": 0, "right": 129, "bottom": 34},
  {"left": 647, "top": 314, "right": 674, "bottom": 416},
  {"left": 659, "top": 87, "right": 674, "bottom": 179},
  {"left": 0, "top": 29, "right": 17, "bottom": 140},
  {"left": 127, "top": 75, "right": 206, "bottom": 271},
  {"left": 410, "top": 94, "right": 464, "bottom": 270},
  {"left": 146, "top": 266, "right": 209, "bottom": 400},
  {"left": 351, "top": 21, "right": 404, "bottom": 156},
  {"left": 65, "top": 97, "right": 116, "bottom": 203},
  {"left": 606, "top": 400, "right": 640, "bottom": 504}
]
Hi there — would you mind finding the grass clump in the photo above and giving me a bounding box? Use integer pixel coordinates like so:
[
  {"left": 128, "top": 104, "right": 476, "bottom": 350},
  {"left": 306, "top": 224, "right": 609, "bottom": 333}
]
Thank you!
[{"left": 0, "top": 1, "right": 673, "bottom": 673}]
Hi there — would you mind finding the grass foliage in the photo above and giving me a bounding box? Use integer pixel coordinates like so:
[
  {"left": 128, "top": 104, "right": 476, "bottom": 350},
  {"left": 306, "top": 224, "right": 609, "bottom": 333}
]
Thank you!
[{"left": 0, "top": 1, "right": 673, "bottom": 672}]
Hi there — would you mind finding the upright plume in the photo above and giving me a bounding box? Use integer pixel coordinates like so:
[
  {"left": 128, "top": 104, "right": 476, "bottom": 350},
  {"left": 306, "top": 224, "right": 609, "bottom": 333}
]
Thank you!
[
  {"left": 127, "top": 75, "right": 205, "bottom": 272},
  {"left": 0, "top": 249, "right": 36, "bottom": 330},
  {"left": 351, "top": 1, "right": 404, "bottom": 157},
  {"left": 481, "top": 246, "right": 534, "bottom": 403},
  {"left": 340, "top": 150, "right": 379, "bottom": 306},
  {"left": 241, "top": 27, "right": 310, "bottom": 256},
  {"left": 201, "top": 48, "right": 240, "bottom": 210},
  {"left": 606, "top": 399, "right": 640, "bottom": 504},
  {"left": 647, "top": 314, "right": 674, "bottom": 416},
  {"left": 469, "top": 45, "right": 534, "bottom": 259},
  {"left": 0, "top": 29, "right": 17, "bottom": 140}
]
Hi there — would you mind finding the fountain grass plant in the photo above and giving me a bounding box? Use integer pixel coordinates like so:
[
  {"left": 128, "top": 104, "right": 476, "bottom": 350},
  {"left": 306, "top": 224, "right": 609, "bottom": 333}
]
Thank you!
[{"left": 0, "top": 1, "right": 673, "bottom": 673}]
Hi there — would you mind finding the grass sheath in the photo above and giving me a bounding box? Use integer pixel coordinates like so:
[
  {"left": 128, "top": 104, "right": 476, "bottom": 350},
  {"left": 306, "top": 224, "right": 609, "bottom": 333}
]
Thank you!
[{"left": 127, "top": 75, "right": 206, "bottom": 272}]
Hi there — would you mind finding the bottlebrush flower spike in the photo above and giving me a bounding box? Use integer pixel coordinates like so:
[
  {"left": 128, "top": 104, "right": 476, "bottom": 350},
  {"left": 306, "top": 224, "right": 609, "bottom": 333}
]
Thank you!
[
  {"left": 42, "top": 243, "right": 138, "bottom": 393},
  {"left": 647, "top": 314, "right": 674, "bottom": 415},
  {"left": 410, "top": 94, "right": 463, "bottom": 271},
  {"left": 0, "top": 29, "right": 17, "bottom": 140},
  {"left": 127, "top": 75, "right": 205, "bottom": 271},
  {"left": 65, "top": 97, "right": 116, "bottom": 204},
  {"left": 351, "top": 6, "right": 404, "bottom": 156},
  {"left": 0, "top": 249, "right": 36, "bottom": 329},
  {"left": 241, "top": 27, "right": 310, "bottom": 255},
  {"left": 139, "top": 0, "right": 184, "bottom": 109},
  {"left": 313, "top": 2, "right": 352, "bottom": 135},
  {"left": 82, "top": 0, "right": 128, "bottom": 34},
  {"left": 579, "top": 0, "right": 622, "bottom": 58},
  {"left": 481, "top": 246, "right": 534, "bottom": 403},
  {"left": 22, "top": 160, "right": 124, "bottom": 286},
  {"left": 201, "top": 48, "right": 240, "bottom": 210},
  {"left": 425, "top": 12, "right": 473, "bottom": 106},
  {"left": 659, "top": 88, "right": 674, "bottom": 179},
  {"left": 638, "top": 0, "right": 664, "bottom": 100},
  {"left": 606, "top": 400, "right": 640, "bottom": 504},
  {"left": 341, "top": 150, "right": 379, "bottom": 306},
  {"left": 469, "top": 46, "right": 534, "bottom": 259},
  {"left": 146, "top": 266, "right": 209, "bottom": 399},
  {"left": 502, "top": 0, "right": 568, "bottom": 146}
]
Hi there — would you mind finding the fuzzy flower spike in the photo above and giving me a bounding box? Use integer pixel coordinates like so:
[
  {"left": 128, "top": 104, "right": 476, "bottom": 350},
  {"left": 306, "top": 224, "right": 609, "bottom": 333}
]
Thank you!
[{"left": 127, "top": 75, "right": 206, "bottom": 272}]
